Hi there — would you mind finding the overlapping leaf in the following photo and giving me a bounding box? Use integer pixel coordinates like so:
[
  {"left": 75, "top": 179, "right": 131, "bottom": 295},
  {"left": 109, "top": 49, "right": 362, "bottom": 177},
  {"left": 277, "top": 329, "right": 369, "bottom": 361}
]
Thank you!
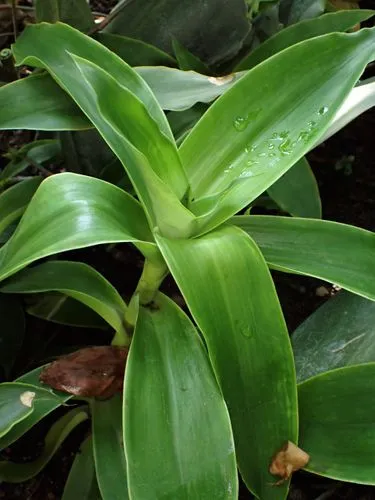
[
  {"left": 156, "top": 226, "right": 297, "bottom": 499},
  {"left": 233, "top": 216, "right": 375, "bottom": 300},
  {"left": 124, "top": 293, "right": 237, "bottom": 499}
]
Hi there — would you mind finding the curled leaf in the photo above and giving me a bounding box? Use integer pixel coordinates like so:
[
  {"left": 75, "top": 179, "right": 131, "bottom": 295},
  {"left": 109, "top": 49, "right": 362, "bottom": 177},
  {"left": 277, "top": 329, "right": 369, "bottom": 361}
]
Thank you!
[
  {"left": 40, "top": 346, "right": 128, "bottom": 399},
  {"left": 269, "top": 441, "right": 310, "bottom": 484}
]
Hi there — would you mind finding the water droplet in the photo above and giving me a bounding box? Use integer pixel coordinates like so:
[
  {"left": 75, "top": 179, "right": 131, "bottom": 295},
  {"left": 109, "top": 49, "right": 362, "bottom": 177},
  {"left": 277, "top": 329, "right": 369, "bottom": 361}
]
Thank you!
[
  {"left": 246, "top": 159, "right": 258, "bottom": 166},
  {"left": 271, "top": 132, "right": 278, "bottom": 139},
  {"left": 233, "top": 116, "right": 247, "bottom": 131},
  {"left": 240, "top": 327, "right": 252, "bottom": 338},
  {"left": 308, "top": 121, "right": 316, "bottom": 129},
  {"left": 267, "top": 143, "right": 275, "bottom": 150},
  {"left": 250, "top": 145, "right": 257, "bottom": 152},
  {"left": 278, "top": 138, "right": 294, "bottom": 155},
  {"left": 257, "top": 152, "right": 267, "bottom": 158},
  {"left": 268, "top": 152, "right": 276, "bottom": 158},
  {"left": 298, "top": 131, "right": 310, "bottom": 143},
  {"left": 318, "top": 106, "right": 328, "bottom": 116},
  {"left": 279, "top": 131, "right": 289, "bottom": 139},
  {"left": 245, "top": 146, "right": 250, "bottom": 153}
]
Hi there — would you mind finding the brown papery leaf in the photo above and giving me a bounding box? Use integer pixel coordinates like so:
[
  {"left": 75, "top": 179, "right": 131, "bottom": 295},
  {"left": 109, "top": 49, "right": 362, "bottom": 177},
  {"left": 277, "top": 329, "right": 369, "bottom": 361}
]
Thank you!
[
  {"left": 269, "top": 441, "right": 310, "bottom": 485},
  {"left": 40, "top": 346, "right": 128, "bottom": 400}
]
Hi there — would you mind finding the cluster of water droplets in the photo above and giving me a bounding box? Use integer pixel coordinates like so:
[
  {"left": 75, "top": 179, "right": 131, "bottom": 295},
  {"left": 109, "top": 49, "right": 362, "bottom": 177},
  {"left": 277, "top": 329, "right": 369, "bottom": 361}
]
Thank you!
[{"left": 230, "top": 105, "right": 329, "bottom": 180}]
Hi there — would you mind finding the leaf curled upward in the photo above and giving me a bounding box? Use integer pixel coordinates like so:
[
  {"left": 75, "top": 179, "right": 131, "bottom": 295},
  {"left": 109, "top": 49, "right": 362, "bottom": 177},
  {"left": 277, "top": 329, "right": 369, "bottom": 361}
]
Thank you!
[
  {"left": 269, "top": 441, "right": 310, "bottom": 485},
  {"left": 39, "top": 346, "right": 128, "bottom": 400}
]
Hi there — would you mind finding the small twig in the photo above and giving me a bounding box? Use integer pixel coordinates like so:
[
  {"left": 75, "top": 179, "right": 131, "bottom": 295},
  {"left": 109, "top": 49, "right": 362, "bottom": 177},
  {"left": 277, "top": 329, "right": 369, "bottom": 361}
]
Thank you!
[
  {"left": 0, "top": 32, "right": 14, "bottom": 38},
  {"left": 11, "top": 0, "right": 18, "bottom": 41},
  {"left": 26, "top": 155, "right": 52, "bottom": 177}
]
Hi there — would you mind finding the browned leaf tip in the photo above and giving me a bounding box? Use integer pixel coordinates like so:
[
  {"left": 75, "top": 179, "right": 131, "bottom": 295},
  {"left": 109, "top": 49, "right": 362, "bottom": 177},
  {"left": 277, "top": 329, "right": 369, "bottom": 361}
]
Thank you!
[
  {"left": 269, "top": 441, "right": 310, "bottom": 485},
  {"left": 39, "top": 346, "right": 128, "bottom": 400}
]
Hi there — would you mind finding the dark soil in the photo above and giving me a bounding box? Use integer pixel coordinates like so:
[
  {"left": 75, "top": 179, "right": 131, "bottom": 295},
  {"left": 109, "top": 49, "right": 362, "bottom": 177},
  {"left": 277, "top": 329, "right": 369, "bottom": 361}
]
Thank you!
[{"left": 1, "top": 2, "right": 375, "bottom": 500}]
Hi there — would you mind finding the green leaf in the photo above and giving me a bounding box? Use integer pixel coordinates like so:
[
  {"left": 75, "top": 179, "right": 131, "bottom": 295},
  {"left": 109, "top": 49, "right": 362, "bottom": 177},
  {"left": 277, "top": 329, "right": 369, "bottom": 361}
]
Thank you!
[
  {"left": 0, "top": 177, "right": 42, "bottom": 237},
  {"left": 172, "top": 38, "right": 210, "bottom": 74},
  {"left": 35, "top": 0, "right": 95, "bottom": 32},
  {"left": 0, "top": 295, "right": 24, "bottom": 378},
  {"left": 104, "top": 0, "right": 250, "bottom": 66},
  {"left": 1, "top": 261, "right": 128, "bottom": 342},
  {"left": 0, "top": 382, "right": 64, "bottom": 439},
  {"left": 62, "top": 436, "right": 102, "bottom": 500},
  {"left": 298, "top": 363, "right": 375, "bottom": 484},
  {"left": 137, "top": 67, "right": 245, "bottom": 111},
  {"left": 124, "top": 292, "right": 237, "bottom": 499},
  {"left": 13, "top": 23, "right": 195, "bottom": 237},
  {"left": 156, "top": 226, "right": 297, "bottom": 499},
  {"left": 0, "top": 368, "right": 72, "bottom": 450},
  {"left": 0, "top": 74, "right": 91, "bottom": 131},
  {"left": 292, "top": 291, "right": 375, "bottom": 382},
  {"left": 180, "top": 28, "right": 375, "bottom": 234},
  {"left": 0, "top": 140, "right": 60, "bottom": 183},
  {"left": 0, "top": 173, "right": 156, "bottom": 282},
  {"left": 27, "top": 293, "right": 108, "bottom": 329},
  {"left": 233, "top": 215, "right": 375, "bottom": 301},
  {"left": 236, "top": 10, "right": 375, "bottom": 70},
  {"left": 0, "top": 406, "right": 88, "bottom": 482},
  {"left": 91, "top": 396, "right": 128, "bottom": 500},
  {"left": 96, "top": 33, "right": 176, "bottom": 67},
  {"left": 267, "top": 157, "right": 321, "bottom": 218}
]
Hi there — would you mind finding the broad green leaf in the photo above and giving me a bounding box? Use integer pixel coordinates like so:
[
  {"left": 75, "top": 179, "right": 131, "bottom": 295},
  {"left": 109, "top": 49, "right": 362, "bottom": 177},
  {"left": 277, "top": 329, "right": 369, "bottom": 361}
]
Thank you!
[
  {"left": 1, "top": 261, "right": 128, "bottom": 341},
  {"left": 298, "top": 364, "right": 375, "bottom": 484},
  {"left": 0, "top": 173, "right": 156, "bottom": 282},
  {"left": 236, "top": 10, "right": 374, "bottom": 70},
  {"left": 267, "top": 157, "right": 321, "bottom": 218},
  {"left": 0, "top": 382, "right": 64, "bottom": 439},
  {"left": 62, "top": 436, "right": 102, "bottom": 500},
  {"left": 156, "top": 226, "right": 297, "bottom": 499},
  {"left": 180, "top": 28, "right": 375, "bottom": 234},
  {"left": 12, "top": 23, "right": 173, "bottom": 142},
  {"left": 104, "top": 0, "right": 250, "bottom": 66},
  {"left": 91, "top": 396, "right": 128, "bottom": 500},
  {"left": 0, "top": 74, "right": 91, "bottom": 131},
  {"left": 0, "top": 367, "right": 72, "bottom": 450},
  {"left": 0, "top": 407, "right": 88, "bottom": 482},
  {"left": 292, "top": 291, "right": 375, "bottom": 382},
  {"left": 0, "top": 140, "right": 60, "bottom": 183},
  {"left": 137, "top": 67, "right": 245, "bottom": 111},
  {"left": 27, "top": 293, "right": 108, "bottom": 329},
  {"left": 96, "top": 33, "right": 176, "bottom": 67},
  {"left": 0, "top": 295, "right": 24, "bottom": 378},
  {"left": 318, "top": 77, "right": 375, "bottom": 145},
  {"left": 0, "top": 177, "right": 42, "bottom": 236},
  {"left": 13, "top": 24, "right": 194, "bottom": 237},
  {"left": 35, "top": 0, "right": 94, "bottom": 32},
  {"left": 233, "top": 216, "right": 375, "bottom": 301},
  {"left": 124, "top": 293, "right": 237, "bottom": 499},
  {"left": 172, "top": 38, "right": 210, "bottom": 74}
]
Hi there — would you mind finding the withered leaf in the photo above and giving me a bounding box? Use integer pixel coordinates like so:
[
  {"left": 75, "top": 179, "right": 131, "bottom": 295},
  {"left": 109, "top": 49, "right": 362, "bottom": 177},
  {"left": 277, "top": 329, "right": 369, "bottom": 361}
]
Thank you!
[
  {"left": 40, "top": 346, "right": 128, "bottom": 399},
  {"left": 269, "top": 441, "right": 310, "bottom": 485}
]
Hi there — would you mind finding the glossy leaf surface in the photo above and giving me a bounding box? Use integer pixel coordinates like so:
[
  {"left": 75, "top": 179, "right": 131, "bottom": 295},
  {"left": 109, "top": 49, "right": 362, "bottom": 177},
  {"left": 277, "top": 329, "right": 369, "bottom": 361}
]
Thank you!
[
  {"left": 0, "top": 177, "right": 42, "bottom": 236},
  {"left": 233, "top": 216, "right": 375, "bottom": 300},
  {"left": 2, "top": 261, "right": 127, "bottom": 337},
  {"left": 0, "top": 295, "right": 24, "bottom": 378},
  {"left": 156, "top": 226, "right": 297, "bottom": 499},
  {"left": 62, "top": 436, "right": 101, "bottom": 500},
  {"left": 13, "top": 23, "right": 194, "bottom": 237},
  {"left": 0, "top": 407, "right": 88, "bottom": 482},
  {"left": 236, "top": 10, "right": 374, "bottom": 70},
  {"left": 0, "top": 74, "right": 90, "bottom": 131},
  {"left": 181, "top": 29, "right": 375, "bottom": 233},
  {"left": 137, "top": 67, "right": 244, "bottom": 111},
  {"left": 298, "top": 364, "right": 375, "bottom": 484},
  {"left": 267, "top": 157, "right": 321, "bottom": 218},
  {"left": 124, "top": 293, "right": 237, "bottom": 499},
  {"left": 0, "top": 173, "right": 156, "bottom": 282},
  {"left": 91, "top": 395, "right": 128, "bottom": 500},
  {"left": 292, "top": 291, "right": 375, "bottom": 382}
]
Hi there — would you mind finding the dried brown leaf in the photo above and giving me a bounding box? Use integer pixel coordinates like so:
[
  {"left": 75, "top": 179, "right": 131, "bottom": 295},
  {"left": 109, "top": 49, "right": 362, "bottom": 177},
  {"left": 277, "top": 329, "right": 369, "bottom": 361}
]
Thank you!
[{"left": 269, "top": 441, "right": 310, "bottom": 484}]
